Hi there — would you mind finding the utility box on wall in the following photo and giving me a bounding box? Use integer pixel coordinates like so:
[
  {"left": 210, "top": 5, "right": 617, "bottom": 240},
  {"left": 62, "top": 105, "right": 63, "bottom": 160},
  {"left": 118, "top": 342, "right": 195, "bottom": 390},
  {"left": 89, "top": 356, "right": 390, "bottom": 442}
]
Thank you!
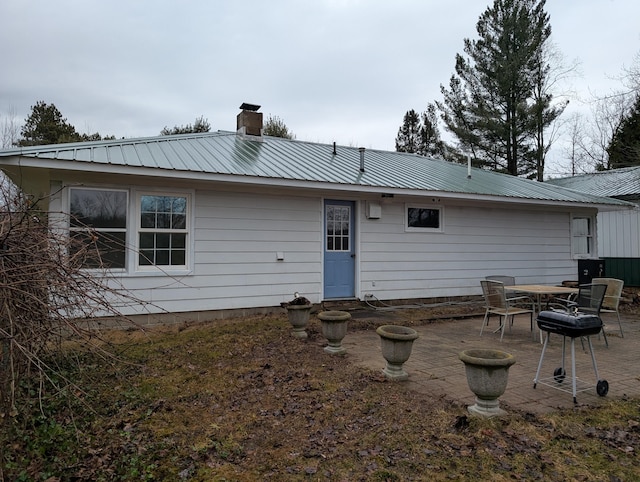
[
  {"left": 366, "top": 201, "right": 381, "bottom": 219},
  {"left": 578, "top": 259, "right": 606, "bottom": 285}
]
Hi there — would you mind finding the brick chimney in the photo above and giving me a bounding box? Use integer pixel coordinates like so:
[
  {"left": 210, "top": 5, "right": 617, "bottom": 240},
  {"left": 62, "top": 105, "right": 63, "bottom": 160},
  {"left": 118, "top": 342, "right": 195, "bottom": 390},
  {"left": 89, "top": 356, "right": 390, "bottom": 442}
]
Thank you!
[{"left": 237, "top": 103, "right": 263, "bottom": 137}]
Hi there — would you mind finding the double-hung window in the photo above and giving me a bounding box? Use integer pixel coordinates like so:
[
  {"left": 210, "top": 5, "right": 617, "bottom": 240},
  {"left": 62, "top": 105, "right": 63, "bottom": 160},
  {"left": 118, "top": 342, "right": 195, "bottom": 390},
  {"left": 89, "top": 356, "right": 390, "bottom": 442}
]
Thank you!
[
  {"left": 69, "top": 188, "right": 191, "bottom": 272},
  {"left": 138, "top": 194, "right": 188, "bottom": 269},
  {"left": 69, "top": 188, "right": 128, "bottom": 269},
  {"left": 572, "top": 215, "right": 595, "bottom": 258}
]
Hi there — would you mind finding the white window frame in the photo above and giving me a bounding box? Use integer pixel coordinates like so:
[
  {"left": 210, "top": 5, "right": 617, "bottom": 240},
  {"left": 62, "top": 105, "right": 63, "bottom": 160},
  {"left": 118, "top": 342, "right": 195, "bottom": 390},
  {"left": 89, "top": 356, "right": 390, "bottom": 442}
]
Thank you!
[
  {"left": 68, "top": 186, "right": 129, "bottom": 271},
  {"left": 133, "top": 189, "right": 193, "bottom": 274},
  {"left": 405, "top": 204, "right": 444, "bottom": 233},
  {"left": 571, "top": 214, "right": 596, "bottom": 259}
]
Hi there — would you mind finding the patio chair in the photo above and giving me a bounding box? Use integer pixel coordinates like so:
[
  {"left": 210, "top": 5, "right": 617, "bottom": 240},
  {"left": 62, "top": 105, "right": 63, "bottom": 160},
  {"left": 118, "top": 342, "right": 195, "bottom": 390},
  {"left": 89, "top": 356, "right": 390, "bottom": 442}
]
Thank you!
[
  {"left": 547, "top": 283, "right": 609, "bottom": 346},
  {"left": 480, "top": 280, "right": 534, "bottom": 342},
  {"left": 485, "top": 275, "right": 516, "bottom": 285},
  {"left": 485, "top": 274, "right": 535, "bottom": 311},
  {"left": 592, "top": 277, "right": 624, "bottom": 338}
]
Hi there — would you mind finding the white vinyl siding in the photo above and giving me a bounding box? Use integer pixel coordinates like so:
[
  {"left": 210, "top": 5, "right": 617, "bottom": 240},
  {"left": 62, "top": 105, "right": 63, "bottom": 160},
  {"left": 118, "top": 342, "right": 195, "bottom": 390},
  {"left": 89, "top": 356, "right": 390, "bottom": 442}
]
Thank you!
[
  {"left": 117, "top": 190, "right": 323, "bottom": 313},
  {"left": 56, "top": 181, "right": 590, "bottom": 318},
  {"left": 359, "top": 203, "right": 576, "bottom": 300}
]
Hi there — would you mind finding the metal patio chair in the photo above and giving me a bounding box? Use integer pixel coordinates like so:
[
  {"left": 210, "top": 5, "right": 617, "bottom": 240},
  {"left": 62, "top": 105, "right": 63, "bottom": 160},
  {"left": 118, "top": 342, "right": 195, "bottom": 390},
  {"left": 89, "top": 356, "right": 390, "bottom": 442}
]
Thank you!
[
  {"left": 547, "top": 283, "right": 609, "bottom": 347},
  {"left": 480, "top": 280, "right": 535, "bottom": 342},
  {"left": 485, "top": 274, "right": 535, "bottom": 313},
  {"left": 485, "top": 275, "right": 516, "bottom": 286},
  {"left": 592, "top": 277, "right": 624, "bottom": 338}
]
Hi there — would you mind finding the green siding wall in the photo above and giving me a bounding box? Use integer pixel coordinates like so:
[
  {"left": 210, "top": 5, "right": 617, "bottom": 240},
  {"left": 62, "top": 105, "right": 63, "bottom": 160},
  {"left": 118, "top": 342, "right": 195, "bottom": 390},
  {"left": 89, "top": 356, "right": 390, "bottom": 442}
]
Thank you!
[{"left": 603, "top": 258, "right": 640, "bottom": 287}]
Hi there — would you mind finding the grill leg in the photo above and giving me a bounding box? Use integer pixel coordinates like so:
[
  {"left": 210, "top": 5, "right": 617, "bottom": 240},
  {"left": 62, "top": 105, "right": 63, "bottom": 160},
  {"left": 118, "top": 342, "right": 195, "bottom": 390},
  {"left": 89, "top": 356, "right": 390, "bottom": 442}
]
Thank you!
[
  {"left": 586, "top": 336, "right": 600, "bottom": 381},
  {"left": 533, "top": 331, "right": 550, "bottom": 388},
  {"left": 571, "top": 337, "right": 577, "bottom": 404}
]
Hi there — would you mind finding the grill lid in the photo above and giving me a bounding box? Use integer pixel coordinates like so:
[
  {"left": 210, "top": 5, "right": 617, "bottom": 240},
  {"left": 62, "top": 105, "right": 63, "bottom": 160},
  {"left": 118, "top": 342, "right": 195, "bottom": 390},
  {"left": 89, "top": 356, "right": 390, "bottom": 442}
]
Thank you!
[{"left": 537, "top": 310, "right": 603, "bottom": 337}]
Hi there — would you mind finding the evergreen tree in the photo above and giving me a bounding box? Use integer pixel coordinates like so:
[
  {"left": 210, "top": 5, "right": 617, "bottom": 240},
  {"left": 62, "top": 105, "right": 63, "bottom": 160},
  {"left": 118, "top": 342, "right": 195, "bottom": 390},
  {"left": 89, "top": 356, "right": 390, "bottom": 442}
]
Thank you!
[
  {"left": 438, "top": 0, "right": 557, "bottom": 178},
  {"left": 420, "top": 104, "right": 446, "bottom": 158},
  {"left": 395, "top": 109, "right": 421, "bottom": 153},
  {"left": 161, "top": 116, "right": 211, "bottom": 135},
  {"left": 18, "top": 101, "right": 82, "bottom": 146},
  {"left": 263, "top": 115, "right": 294, "bottom": 139},
  {"left": 396, "top": 106, "right": 446, "bottom": 158},
  {"left": 607, "top": 94, "right": 640, "bottom": 169}
]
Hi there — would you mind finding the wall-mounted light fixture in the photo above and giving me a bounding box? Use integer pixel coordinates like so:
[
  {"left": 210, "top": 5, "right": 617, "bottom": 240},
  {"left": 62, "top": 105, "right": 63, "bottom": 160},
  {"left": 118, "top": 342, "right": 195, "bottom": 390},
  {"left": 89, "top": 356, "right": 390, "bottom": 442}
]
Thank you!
[{"left": 380, "top": 193, "right": 394, "bottom": 205}]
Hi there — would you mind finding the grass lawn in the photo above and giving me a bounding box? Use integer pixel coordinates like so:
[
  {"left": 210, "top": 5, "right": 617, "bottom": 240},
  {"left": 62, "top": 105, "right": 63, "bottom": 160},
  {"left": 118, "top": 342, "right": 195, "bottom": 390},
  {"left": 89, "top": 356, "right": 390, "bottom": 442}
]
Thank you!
[{"left": 2, "top": 312, "right": 640, "bottom": 481}]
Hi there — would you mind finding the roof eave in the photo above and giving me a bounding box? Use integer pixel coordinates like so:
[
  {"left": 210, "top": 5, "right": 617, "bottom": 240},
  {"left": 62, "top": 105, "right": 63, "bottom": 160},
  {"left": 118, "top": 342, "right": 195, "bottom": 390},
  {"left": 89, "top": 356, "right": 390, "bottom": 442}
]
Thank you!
[{"left": 1, "top": 155, "right": 631, "bottom": 210}]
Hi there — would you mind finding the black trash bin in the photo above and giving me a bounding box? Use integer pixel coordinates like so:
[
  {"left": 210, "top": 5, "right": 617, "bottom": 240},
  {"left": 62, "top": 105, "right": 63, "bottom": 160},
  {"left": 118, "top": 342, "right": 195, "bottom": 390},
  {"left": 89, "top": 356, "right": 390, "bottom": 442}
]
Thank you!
[{"left": 578, "top": 259, "right": 605, "bottom": 285}]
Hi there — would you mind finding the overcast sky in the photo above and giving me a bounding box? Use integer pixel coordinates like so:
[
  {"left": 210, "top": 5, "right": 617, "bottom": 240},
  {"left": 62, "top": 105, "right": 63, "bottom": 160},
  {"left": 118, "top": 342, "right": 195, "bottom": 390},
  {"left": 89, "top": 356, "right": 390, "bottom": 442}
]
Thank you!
[{"left": 1, "top": 0, "right": 639, "bottom": 177}]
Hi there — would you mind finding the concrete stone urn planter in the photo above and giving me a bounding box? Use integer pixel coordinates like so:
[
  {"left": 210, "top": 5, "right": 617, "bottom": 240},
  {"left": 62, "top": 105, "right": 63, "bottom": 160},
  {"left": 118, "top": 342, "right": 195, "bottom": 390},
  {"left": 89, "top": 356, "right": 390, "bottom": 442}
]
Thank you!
[
  {"left": 318, "top": 310, "right": 351, "bottom": 354},
  {"left": 376, "top": 325, "right": 419, "bottom": 381},
  {"left": 459, "top": 349, "right": 516, "bottom": 418},
  {"left": 282, "top": 294, "right": 312, "bottom": 339},
  {"left": 286, "top": 304, "right": 312, "bottom": 338}
]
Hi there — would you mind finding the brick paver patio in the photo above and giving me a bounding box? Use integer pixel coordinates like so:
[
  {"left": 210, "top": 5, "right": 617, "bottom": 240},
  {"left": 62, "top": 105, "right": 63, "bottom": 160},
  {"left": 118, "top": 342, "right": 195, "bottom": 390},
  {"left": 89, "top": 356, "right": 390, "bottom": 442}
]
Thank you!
[{"left": 343, "top": 311, "right": 639, "bottom": 414}]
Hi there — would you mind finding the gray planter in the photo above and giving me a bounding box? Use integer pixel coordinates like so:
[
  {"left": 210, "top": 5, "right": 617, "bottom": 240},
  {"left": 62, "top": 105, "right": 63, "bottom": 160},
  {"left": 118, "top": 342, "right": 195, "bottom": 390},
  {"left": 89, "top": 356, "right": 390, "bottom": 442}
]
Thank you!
[
  {"left": 459, "top": 348, "right": 515, "bottom": 418},
  {"left": 318, "top": 310, "right": 351, "bottom": 354},
  {"left": 286, "top": 304, "right": 312, "bottom": 339},
  {"left": 376, "top": 325, "right": 419, "bottom": 381}
]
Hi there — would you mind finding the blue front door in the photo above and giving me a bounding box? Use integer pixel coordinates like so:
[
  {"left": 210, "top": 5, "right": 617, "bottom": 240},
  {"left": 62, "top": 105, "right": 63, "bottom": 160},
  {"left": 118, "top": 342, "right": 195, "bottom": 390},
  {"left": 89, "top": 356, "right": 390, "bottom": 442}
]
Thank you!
[{"left": 323, "top": 200, "right": 355, "bottom": 299}]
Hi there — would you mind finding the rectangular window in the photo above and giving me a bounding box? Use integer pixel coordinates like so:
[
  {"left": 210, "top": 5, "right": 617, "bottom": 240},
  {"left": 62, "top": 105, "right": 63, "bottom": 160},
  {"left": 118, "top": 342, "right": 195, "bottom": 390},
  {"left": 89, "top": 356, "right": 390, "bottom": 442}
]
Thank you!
[
  {"left": 69, "top": 188, "right": 128, "bottom": 269},
  {"left": 406, "top": 205, "right": 443, "bottom": 232},
  {"left": 325, "top": 204, "right": 350, "bottom": 251},
  {"left": 138, "top": 194, "right": 188, "bottom": 268},
  {"left": 572, "top": 216, "right": 594, "bottom": 257}
]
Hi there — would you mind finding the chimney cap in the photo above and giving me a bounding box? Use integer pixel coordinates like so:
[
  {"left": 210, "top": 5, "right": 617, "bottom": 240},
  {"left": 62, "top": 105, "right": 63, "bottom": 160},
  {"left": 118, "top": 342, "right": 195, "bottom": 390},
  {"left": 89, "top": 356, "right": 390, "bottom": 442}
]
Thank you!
[{"left": 239, "top": 103, "right": 261, "bottom": 112}]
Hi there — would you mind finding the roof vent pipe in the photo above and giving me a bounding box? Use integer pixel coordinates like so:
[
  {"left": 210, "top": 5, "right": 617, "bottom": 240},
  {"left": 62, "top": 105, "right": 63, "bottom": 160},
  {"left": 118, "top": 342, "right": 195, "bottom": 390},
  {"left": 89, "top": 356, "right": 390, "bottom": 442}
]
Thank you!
[
  {"left": 467, "top": 153, "right": 471, "bottom": 179},
  {"left": 359, "top": 147, "right": 365, "bottom": 172},
  {"left": 333, "top": 142, "right": 337, "bottom": 156}
]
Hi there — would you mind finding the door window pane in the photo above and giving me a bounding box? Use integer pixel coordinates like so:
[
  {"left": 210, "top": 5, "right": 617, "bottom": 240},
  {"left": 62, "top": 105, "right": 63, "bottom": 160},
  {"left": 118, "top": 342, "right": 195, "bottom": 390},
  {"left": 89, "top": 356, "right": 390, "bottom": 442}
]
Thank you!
[{"left": 326, "top": 205, "right": 350, "bottom": 252}]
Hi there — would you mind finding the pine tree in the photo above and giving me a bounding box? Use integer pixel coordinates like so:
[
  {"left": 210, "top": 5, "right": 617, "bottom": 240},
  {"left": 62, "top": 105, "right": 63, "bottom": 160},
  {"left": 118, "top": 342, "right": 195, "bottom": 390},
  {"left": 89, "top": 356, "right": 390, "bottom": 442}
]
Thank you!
[
  {"left": 395, "top": 109, "right": 421, "bottom": 153},
  {"left": 438, "top": 0, "right": 558, "bottom": 178},
  {"left": 263, "top": 115, "right": 294, "bottom": 139},
  {"left": 607, "top": 94, "right": 640, "bottom": 169},
  {"left": 161, "top": 116, "right": 211, "bottom": 135},
  {"left": 396, "top": 106, "right": 446, "bottom": 158},
  {"left": 18, "top": 101, "right": 82, "bottom": 146},
  {"left": 420, "top": 104, "right": 446, "bottom": 158}
]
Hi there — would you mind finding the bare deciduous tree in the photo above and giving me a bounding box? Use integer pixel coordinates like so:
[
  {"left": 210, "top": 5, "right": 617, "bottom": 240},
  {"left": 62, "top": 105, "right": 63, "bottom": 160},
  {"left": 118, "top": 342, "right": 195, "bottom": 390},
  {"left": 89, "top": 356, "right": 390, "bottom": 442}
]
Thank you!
[
  {"left": 556, "top": 112, "right": 592, "bottom": 176},
  {"left": 1, "top": 105, "right": 20, "bottom": 148}
]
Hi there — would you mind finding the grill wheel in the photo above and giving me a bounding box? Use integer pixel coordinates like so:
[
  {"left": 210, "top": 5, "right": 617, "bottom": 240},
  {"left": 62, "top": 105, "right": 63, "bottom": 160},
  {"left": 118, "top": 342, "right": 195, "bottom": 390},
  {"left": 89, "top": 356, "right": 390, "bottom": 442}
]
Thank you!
[{"left": 596, "top": 380, "right": 609, "bottom": 396}]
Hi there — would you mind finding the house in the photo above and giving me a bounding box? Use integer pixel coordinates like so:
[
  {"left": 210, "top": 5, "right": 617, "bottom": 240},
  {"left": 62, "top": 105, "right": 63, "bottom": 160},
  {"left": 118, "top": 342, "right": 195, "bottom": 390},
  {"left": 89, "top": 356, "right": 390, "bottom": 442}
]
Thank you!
[
  {"left": 548, "top": 167, "right": 640, "bottom": 286},
  {"left": 0, "top": 104, "right": 633, "bottom": 324}
]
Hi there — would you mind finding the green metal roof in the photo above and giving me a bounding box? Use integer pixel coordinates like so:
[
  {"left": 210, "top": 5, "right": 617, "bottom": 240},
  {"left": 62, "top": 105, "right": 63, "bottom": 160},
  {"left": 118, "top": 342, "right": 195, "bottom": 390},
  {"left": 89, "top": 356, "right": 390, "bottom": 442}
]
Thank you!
[
  {"left": 547, "top": 166, "right": 640, "bottom": 200},
  {"left": 0, "top": 131, "right": 632, "bottom": 209}
]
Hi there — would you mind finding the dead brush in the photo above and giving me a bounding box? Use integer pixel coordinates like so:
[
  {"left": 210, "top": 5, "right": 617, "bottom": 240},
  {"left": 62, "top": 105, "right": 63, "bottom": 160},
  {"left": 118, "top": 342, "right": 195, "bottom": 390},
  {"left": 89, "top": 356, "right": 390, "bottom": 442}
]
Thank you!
[{"left": 0, "top": 187, "right": 144, "bottom": 422}]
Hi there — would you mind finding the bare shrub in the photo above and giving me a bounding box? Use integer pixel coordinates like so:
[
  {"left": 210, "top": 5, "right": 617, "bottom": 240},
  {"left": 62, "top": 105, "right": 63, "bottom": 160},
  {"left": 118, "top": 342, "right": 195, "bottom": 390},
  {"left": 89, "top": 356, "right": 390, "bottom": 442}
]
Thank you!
[{"left": 0, "top": 185, "right": 143, "bottom": 421}]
